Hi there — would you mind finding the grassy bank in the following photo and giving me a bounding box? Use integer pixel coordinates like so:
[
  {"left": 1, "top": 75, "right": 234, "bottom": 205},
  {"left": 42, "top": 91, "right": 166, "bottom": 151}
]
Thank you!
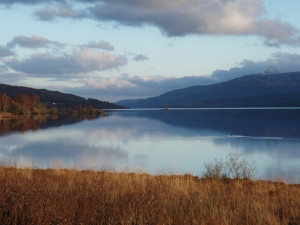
[{"left": 0, "top": 167, "right": 299, "bottom": 225}]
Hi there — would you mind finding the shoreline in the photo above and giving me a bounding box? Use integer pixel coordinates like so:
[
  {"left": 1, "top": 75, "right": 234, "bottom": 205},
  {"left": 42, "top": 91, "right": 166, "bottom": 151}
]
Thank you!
[
  {"left": 0, "top": 108, "right": 104, "bottom": 119},
  {"left": 0, "top": 112, "right": 14, "bottom": 119}
]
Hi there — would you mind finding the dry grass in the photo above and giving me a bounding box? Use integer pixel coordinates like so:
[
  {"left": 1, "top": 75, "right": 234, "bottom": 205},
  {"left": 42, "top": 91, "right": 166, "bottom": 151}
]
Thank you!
[{"left": 0, "top": 167, "right": 299, "bottom": 225}]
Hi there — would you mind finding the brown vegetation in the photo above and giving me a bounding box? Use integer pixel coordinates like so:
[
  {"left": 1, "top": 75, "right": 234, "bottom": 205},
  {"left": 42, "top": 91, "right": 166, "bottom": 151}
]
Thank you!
[
  {"left": 66, "top": 105, "right": 105, "bottom": 118},
  {"left": 0, "top": 93, "right": 106, "bottom": 119},
  {"left": 202, "top": 153, "right": 256, "bottom": 180},
  {"left": 0, "top": 93, "right": 55, "bottom": 115},
  {"left": 0, "top": 167, "right": 299, "bottom": 225}
]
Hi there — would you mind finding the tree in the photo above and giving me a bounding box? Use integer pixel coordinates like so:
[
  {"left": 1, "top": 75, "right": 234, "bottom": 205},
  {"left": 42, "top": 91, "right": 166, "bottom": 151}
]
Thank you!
[
  {"left": 13, "top": 93, "right": 33, "bottom": 108},
  {"left": 31, "top": 94, "right": 40, "bottom": 107},
  {"left": 0, "top": 94, "right": 12, "bottom": 112}
]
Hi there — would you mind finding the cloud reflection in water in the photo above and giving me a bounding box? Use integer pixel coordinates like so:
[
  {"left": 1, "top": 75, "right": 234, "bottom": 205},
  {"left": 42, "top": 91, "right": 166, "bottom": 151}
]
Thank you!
[{"left": 0, "top": 109, "right": 299, "bottom": 183}]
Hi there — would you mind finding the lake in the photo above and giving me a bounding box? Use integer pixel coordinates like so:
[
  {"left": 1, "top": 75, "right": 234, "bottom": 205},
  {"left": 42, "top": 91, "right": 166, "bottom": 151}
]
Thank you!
[{"left": 0, "top": 108, "right": 300, "bottom": 183}]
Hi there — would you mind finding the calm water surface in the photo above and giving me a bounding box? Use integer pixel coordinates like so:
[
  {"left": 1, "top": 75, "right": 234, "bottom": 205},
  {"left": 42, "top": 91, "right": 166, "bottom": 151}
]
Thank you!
[{"left": 0, "top": 109, "right": 299, "bottom": 183}]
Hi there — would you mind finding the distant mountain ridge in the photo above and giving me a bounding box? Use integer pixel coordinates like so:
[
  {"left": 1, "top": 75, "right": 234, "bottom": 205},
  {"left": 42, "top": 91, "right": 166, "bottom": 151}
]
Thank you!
[
  {"left": 0, "top": 83, "right": 123, "bottom": 109},
  {"left": 117, "top": 72, "right": 300, "bottom": 108}
]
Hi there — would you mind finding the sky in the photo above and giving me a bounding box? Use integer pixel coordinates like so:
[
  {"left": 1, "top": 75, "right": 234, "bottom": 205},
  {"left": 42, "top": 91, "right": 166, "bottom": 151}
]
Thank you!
[{"left": 1, "top": 0, "right": 300, "bottom": 101}]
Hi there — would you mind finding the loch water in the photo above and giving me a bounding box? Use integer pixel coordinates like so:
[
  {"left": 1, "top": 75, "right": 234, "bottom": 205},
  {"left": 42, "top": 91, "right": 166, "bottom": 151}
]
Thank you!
[{"left": 0, "top": 108, "right": 299, "bottom": 183}]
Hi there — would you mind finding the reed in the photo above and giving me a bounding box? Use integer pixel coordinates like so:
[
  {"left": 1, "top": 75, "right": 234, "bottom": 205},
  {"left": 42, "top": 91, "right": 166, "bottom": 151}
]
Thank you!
[{"left": 0, "top": 167, "right": 299, "bottom": 225}]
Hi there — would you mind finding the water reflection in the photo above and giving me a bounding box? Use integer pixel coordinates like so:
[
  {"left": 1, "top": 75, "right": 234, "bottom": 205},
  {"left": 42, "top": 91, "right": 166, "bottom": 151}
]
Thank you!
[
  {"left": 0, "top": 109, "right": 299, "bottom": 183},
  {"left": 113, "top": 109, "right": 300, "bottom": 138},
  {"left": 0, "top": 113, "right": 105, "bottom": 136}
]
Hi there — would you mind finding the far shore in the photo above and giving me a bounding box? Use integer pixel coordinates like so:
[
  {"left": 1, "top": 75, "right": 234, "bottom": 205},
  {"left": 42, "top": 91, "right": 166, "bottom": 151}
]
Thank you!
[
  {"left": 0, "top": 108, "right": 104, "bottom": 119},
  {"left": 0, "top": 112, "right": 52, "bottom": 119}
]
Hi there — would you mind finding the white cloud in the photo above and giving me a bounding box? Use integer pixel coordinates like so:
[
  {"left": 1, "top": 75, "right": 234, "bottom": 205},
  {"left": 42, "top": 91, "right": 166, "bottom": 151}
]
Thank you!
[
  {"left": 75, "top": 48, "right": 126, "bottom": 71},
  {"left": 72, "top": 74, "right": 215, "bottom": 101},
  {"left": 34, "top": 4, "right": 86, "bottom": 21},
  {"left": 86, "top": 77, "right": 137, "bottom": 89},
  {"left": 7, "top": 48, "right": 127, "bottom": 76},
  {"left": 85, "top": 0, "right": 300, "bottom": 46}
]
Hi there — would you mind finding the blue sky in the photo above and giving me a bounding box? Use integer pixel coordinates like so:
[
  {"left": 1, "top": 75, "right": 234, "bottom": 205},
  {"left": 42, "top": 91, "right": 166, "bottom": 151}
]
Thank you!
[{"left": 1, "top": 0, "right": 300, "bottom": 101}]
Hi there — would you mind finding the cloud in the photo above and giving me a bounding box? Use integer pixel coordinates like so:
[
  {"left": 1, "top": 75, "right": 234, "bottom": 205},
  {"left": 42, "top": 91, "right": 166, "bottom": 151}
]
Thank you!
[
  {"left": 66, "top": 52, "right": 300, "bottom": 101},
  {"left": 34, "top": 4, "right": 86, "bottom": 21},
  {"left": 82, "top": 40, "right": 115, "bottom": 51},
  {"left": 0, "top": 0, "right": 61, "bottom": 5},
  {"left": 0, "top": 72, "right": 28, "bottom": 85},
  {"left": 0, "top": 46, "right": 14, "bottom": 58},
  {"left": 7, "top": 48, "right": 127, "bottom": 76},
  {"left": 255, "top": 19, "right": 300, "bottom": 47},
  {"left": 85, "top": 0, "right": 300, "bottom": 46},
  {"left": 0, "top": 65, "right": 7, "bottom": 72},
  {"left": 211, "top": 52, "right": 300, "bottom": 81},
  {"left": 3, "top": 50, "right": 300, "bottom": 101},
  {"left": 0, "top": 128, "right": 129, "bottom": 170},
  {"left": 7, "top": 35, "right": 64, "bottom": 49},
  {"left": 2, "top": 0, "right": 299, "bottom": 46},
  {"left": 68, "top": 74, "right": 216, "bottom": 101},
  {"left": 133, "top": 54, "right": 149, "bottom": 62}
]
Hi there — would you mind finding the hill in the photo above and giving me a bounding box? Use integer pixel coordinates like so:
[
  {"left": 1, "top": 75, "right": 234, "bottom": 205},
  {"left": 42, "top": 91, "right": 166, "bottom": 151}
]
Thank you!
[
  {"left": 0, "top": 83, "right": 123, "bottom": 109},
  {"left": 117, "top": 72, "right": 300, "bottom": 108}
]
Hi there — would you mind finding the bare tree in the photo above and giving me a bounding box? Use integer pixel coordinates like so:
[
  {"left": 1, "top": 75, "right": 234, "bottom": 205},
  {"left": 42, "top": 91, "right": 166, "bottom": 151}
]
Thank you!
[
  {"left": 31, "top": 94, "right": 40, "bottom": 107},
  {"left": 0, "top": 94, "right": 12, "bottom": 112},
  {"left": 14, "top": 93, "right": 33, "bottom": 108}
]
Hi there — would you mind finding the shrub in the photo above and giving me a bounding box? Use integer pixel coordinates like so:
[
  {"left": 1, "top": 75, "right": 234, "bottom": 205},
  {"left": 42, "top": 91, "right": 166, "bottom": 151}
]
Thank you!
[{"left": 202, "top": 153, "right": 256, "bottom": 179}]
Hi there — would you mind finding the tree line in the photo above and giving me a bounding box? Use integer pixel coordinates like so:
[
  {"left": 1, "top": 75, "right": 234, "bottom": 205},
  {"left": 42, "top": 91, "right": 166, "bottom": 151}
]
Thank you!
[
  {"left": 0, "top": 93, "right": 57, "bottom": 114},
  {"left": 0, "top": 93, "right": 105, "bottom": 118}
]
